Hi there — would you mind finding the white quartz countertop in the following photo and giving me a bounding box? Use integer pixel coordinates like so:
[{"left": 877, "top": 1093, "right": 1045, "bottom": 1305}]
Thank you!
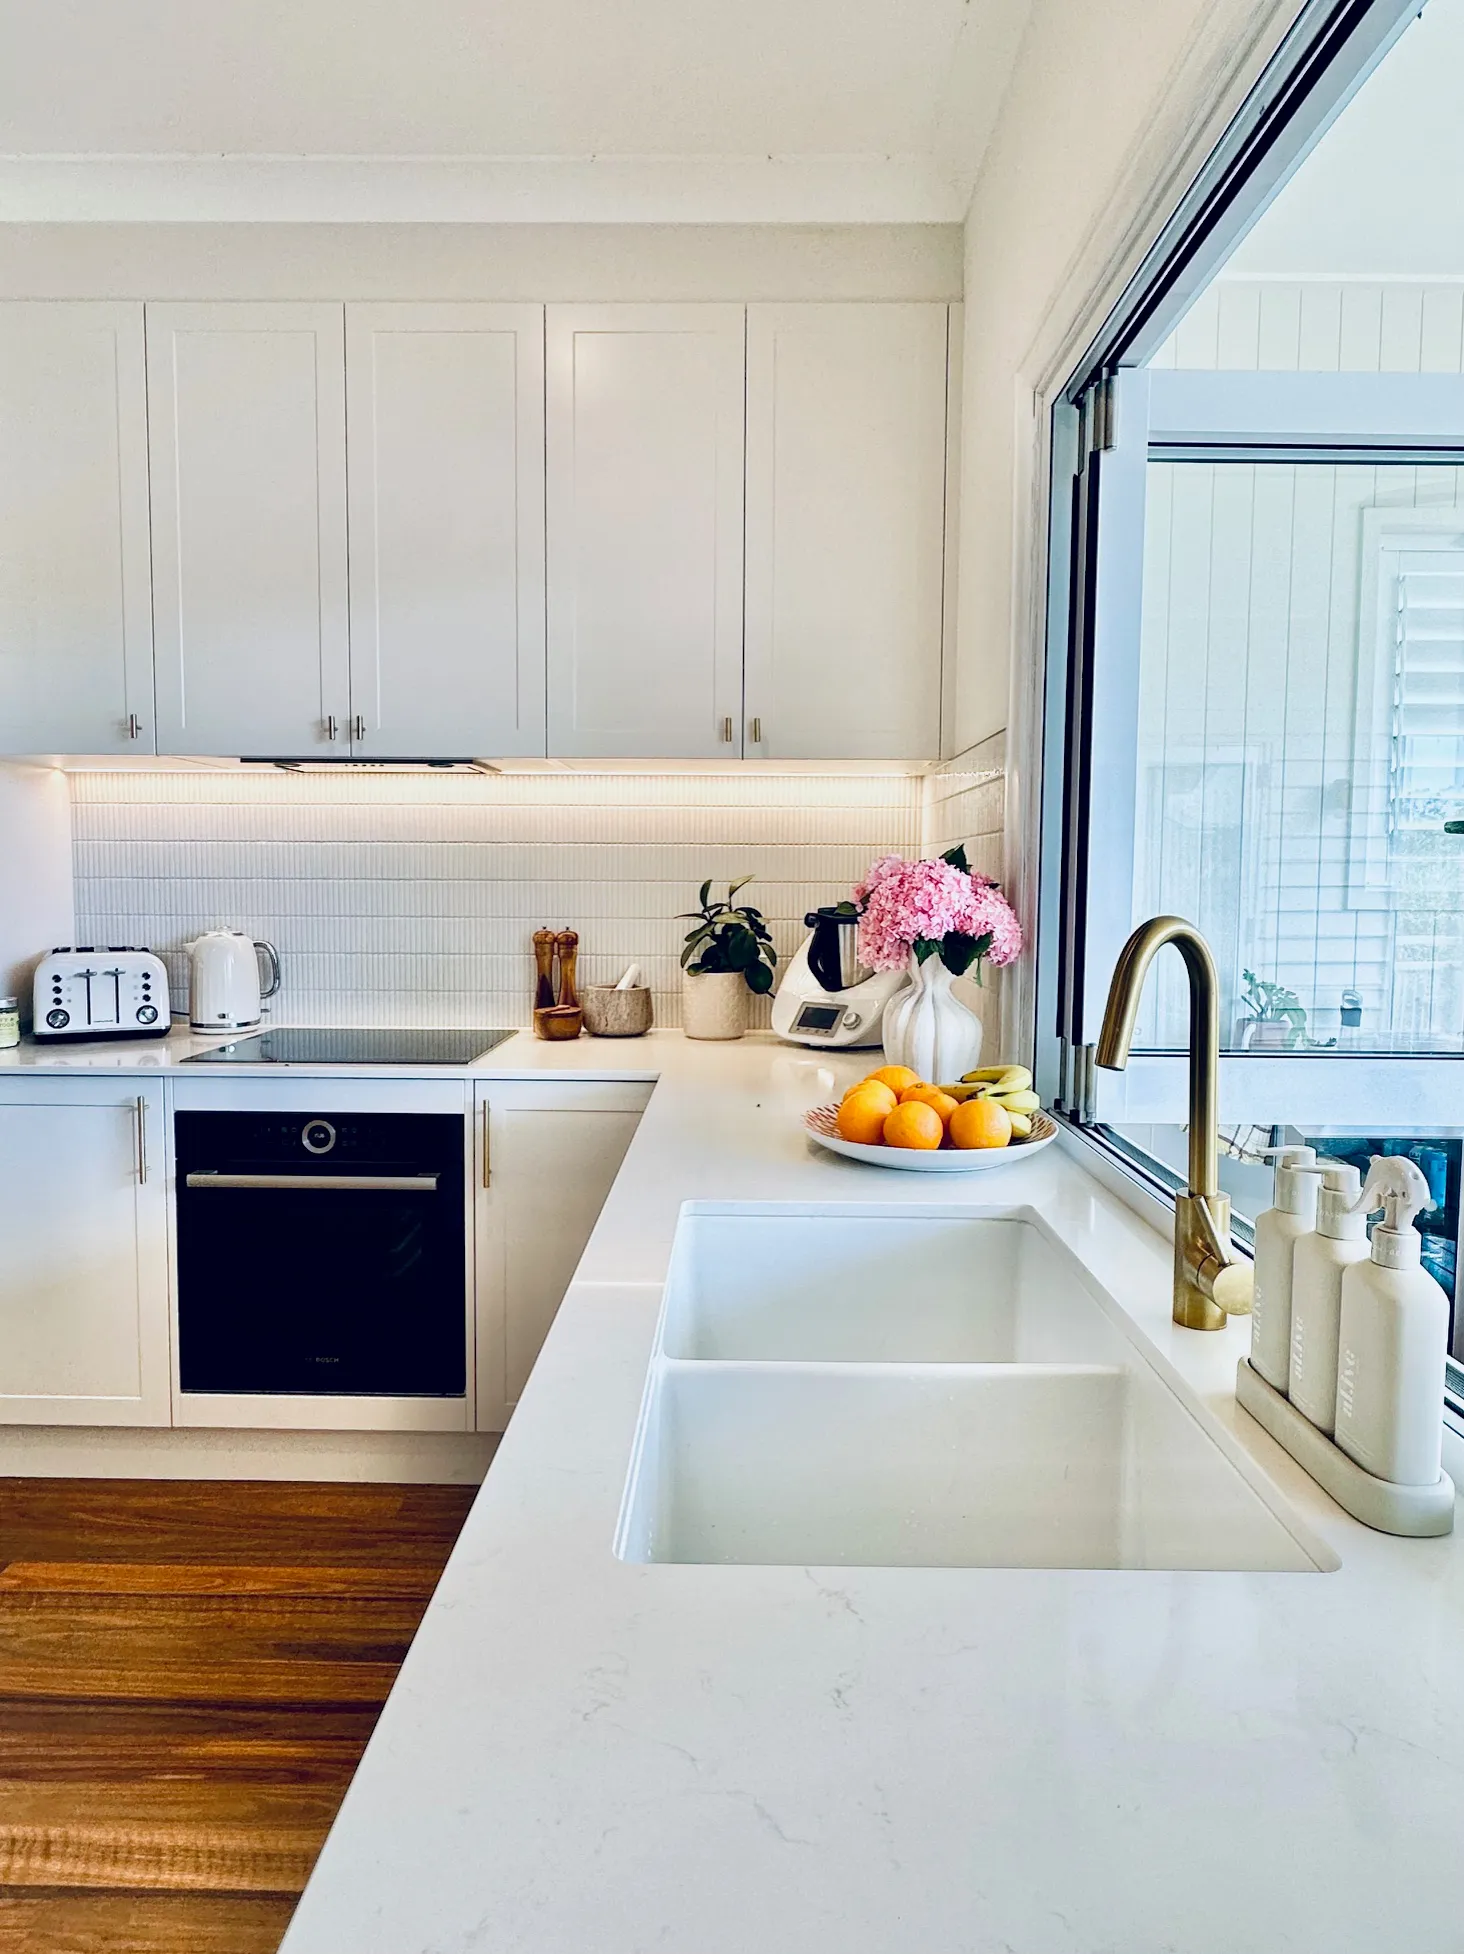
[
  {"left": 0, "top": 1021, "right": 670, "bottom": 1078},
  {"left": 171, "top": 1030, "right": 1463, "bottom": 1954}
]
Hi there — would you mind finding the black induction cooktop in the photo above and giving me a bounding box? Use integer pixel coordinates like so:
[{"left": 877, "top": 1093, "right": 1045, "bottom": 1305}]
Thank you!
[{"left": 182, "top": 1027, "right": 517, "bottom": 1066}]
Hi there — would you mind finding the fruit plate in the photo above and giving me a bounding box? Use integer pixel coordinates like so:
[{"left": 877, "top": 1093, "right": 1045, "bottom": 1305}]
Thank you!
[{"left": 804, "top": 1104, "right": 1058, "bottom": 1172}]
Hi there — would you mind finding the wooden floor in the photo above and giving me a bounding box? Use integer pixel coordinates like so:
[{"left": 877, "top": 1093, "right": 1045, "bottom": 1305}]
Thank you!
[{"left": 0, "top": 1476, "right": 479, "bottom": 1953}]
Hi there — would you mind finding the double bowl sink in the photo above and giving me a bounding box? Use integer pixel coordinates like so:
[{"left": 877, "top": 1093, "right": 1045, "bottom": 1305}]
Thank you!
[{"left": 615, "top": 1205, "right": 1335, "bottom": 1573}]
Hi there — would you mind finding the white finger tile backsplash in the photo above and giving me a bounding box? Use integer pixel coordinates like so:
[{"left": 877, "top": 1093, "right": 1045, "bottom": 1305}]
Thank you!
[{"left": 70, "top": 769, "right": 935, "bottom": 1030}]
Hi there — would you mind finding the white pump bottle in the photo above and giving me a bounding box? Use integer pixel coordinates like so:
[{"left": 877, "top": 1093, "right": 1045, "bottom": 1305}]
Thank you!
[
  {"left": 1249, "top": 1146, "right": 1318, "bottom": 1391},
  {"left": 1287, "top": 1160, "right": 1368, "bottom": 1434},
  {"left": 1334, "top": 1156, "right": 1449, "bottom": 1487}
]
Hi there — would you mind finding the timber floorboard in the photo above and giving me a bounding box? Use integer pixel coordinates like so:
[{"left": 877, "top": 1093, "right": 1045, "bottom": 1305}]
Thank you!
[{"left": 0, "top": 1475, "right": 481, "bottom": 1954}]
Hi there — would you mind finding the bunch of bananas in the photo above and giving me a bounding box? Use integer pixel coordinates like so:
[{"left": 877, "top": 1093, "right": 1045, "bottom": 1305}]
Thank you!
[{"left": 938, "top": 1065, "right": 1041, "bottom": 1139}]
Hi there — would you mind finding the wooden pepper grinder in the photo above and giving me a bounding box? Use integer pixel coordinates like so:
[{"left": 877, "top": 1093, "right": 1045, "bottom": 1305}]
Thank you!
[
  {"left": 555, "top": 931, "right": 580, "bottom": 1012},
  {"left": 532, "top": 928, "right": 559, "bottom": 1014}
]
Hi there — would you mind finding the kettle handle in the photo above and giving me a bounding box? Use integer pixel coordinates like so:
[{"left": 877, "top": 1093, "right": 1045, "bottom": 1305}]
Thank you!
[{"left": 254, "top": 940, "right": 282, "bottom": 1000}]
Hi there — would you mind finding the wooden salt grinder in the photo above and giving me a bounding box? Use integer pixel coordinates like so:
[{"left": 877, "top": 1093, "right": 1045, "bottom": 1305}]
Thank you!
[
  {"left": 555, "top": 931, "right": 580, "bottom": 1011},
  {"left": 532, "top": 928, "right": 558, "bottom": 1013}
]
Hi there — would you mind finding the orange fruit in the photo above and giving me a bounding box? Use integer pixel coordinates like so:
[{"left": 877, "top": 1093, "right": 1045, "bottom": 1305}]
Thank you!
[
  {"left": 948, "top": 1097, "right": 1012, "bottom": 1150},
  {"left": 899, "top": 1085, "right": 960, "bottom": 1124},
  {"left": 882, "top": 1101, "right": 944, "bottom": 1150},
  {"left": 837, "top": 1087, "right": 897, "bottom": 1146},
  {"left": 867, "top": 1065, "right": 923, "bottom": 1095},
  {"left": 842, "top": 1078, "right": 896, "bottom": 1114}
]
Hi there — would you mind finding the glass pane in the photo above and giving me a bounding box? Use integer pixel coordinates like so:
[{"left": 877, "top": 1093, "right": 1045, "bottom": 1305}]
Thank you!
[
  {"left": 1107, "top": 1120, "right": 1461, "bottom": 1332},
  {"left": 1133, "top": 461, "right": 1464, "bottom": 1053}
]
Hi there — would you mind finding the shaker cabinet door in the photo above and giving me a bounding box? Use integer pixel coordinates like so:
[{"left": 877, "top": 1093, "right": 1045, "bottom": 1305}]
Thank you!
[
  {"left": 545, "top": 305, "right": 745, "bottom": 758},
  {"left": 0, "top": 1083, "right": 170, "bottom": 1426},
  {"left": 346, "top": 304, "right": 547, "bottom": 759},
  {"left": 0, "top": 302, "right": 155, "bottom": 756},
  {"left": 474, "top": 1082, "right": 649, "bottom": 1431},
  {"left": 743, "top": 303, "right": 950, "bottom": 760},
  {"left": 147, "top": 303, "right": 351, "bottom": 758}
]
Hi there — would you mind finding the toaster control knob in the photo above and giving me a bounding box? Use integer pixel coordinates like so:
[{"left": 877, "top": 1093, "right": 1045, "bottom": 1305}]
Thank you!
[
  {"left": 136, "top": 1005, "right": 159, "bottom": 1025},
  {"left": 45, "top": 1008, "right": 70, "bottom": 1029}
]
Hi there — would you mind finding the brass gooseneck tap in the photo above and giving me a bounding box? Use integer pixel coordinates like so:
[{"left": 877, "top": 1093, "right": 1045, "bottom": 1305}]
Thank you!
[{"left": 1096, "top": 916, "right": 1254, "bottom": 1331}]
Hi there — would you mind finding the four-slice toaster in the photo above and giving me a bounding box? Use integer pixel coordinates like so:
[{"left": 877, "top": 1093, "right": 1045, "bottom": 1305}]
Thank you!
[{"left": 32, "top": 947, "right": 171, "bottom": 1041}]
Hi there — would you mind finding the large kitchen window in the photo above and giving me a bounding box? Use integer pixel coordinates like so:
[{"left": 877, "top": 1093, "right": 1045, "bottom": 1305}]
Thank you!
[{"left": 1037, "top": 0, "right": 1464, "bottom": 1401}]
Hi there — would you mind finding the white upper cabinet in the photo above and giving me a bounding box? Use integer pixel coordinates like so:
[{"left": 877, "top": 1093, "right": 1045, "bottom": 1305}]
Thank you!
[
  {"left": 147, "top": 303, "right": 351, "bottom": 757},
  {"left": 546, "top": 305, "right": 745, "bottom": 758},
  {"left": 345, "top": 305, "right": 546, "bottom": 758},
  {"left": 0, "top": 303, "right": 154, "bottom": 756},
  {"left": 744, "top": 303, "right": 950, "bottom": 760}
]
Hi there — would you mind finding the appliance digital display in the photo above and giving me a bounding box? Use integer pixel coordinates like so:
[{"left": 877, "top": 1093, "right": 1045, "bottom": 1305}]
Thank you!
[{"left": 793, "top": 1003, "right": 842, "bottom": 1033}]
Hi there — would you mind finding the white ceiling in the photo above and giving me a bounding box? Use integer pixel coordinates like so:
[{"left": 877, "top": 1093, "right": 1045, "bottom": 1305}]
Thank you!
[{"left": 0, "top": 0, "right": 1034, "bottom": 223}]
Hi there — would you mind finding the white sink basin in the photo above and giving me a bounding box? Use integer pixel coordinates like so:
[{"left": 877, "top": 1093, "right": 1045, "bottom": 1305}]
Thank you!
[
  {"left": 616, "top": 1204, "right": 1336, "bottom": 1574},
  {"left": 660, "top": 1208, "right": 1120, "bottom": 1363}
]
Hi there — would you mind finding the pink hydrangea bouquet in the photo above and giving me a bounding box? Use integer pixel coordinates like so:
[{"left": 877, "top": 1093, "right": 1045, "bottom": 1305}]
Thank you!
[{"left": 855, "top": 847, "right": 1023, "bottom": 982}]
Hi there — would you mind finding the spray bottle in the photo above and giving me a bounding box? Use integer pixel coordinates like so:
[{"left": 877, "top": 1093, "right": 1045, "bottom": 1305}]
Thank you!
[{"left": 1334, "top": 1156, "right": 1449, "bottom": 1487}]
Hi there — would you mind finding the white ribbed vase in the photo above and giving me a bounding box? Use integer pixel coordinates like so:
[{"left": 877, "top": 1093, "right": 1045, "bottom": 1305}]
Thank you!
[{"left": 880, "top": 952, "right": 983, "bottom": 1081}]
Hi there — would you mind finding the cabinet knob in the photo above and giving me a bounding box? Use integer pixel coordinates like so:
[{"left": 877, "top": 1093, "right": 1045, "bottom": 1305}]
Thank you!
[
  {"left": 324, "top": 715, "right": 339, "bottom": 742},
  {"left": 125, "top": 713, "right": 142, "bottom": 741},
  {"left": 352, "top": 713, "right": 366, "bottom": 743},
  {"left": 720, "top": 716, "right": 734, "bottom": 744},
  {"left": 749, "top": 717, "right": 763, "bottom": 745}
]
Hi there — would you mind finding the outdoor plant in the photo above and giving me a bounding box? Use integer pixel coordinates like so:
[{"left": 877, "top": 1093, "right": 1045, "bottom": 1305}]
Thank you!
[
  {"left": 678, "top": 878, "right": 778, "bottom": 995},
  {"left": 854, "top": 846, "right": 1023, "bottom": 982},
  {"left": 1240, "top": 968, "right": 1309, "bottom": 1048}
]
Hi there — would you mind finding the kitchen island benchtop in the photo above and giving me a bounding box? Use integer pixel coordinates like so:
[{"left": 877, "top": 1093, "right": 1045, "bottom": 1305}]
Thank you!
[{"left": 23, "top": 1028, "right": 1457, "bottom": 1952}]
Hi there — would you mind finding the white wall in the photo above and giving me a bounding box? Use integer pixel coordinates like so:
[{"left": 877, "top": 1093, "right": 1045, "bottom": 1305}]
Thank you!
[
  {"left": 0, "top": 763, "right": 73, "bottom": 1011},
  {"left": 0, "top": 224, "right": 961, "bottom": 303},
  {"left": 948, "top": 0, "right": 1301, "bottom": 756}
]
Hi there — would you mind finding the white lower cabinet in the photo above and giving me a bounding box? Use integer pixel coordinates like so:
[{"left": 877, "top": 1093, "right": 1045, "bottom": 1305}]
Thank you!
[
  {"left": 474, "top": 1081, "right": 649, "bottom": 1432},
  {"left": 0, "top": 1080, "right": 169, "bottom": 1425}
]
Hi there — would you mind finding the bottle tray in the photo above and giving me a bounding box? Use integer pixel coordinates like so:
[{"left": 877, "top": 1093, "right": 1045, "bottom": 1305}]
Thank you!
[{"left": 1236, "top": 1358, "right": 1455, "bottom": 1537}]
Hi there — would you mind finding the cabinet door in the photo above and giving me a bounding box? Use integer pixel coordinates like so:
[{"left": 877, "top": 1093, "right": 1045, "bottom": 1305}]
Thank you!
[
  {"left": 546, "top": 305, "right": 745, "bottom": 758},
  {"left": 744, "top": 303, "right": 950, "bottom": 759},
  {"left": 346, "top": 305, "right": 546, "bottom": 759},
  {"left": 147, "top": 303, "right": 350, "bottom": 757},
  {"left": 0, "top": 1084, "right": 169, "bottom": 1425},
  {"left": 0, "top": 303, "right": 154, "bottom": 756},
  {"left": 474, "top": 1082, "right": 648, "bottom": 1431}
]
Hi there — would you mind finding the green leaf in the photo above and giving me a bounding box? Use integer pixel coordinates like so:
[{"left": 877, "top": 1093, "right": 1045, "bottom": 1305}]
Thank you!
[
  {"left": 698, "top": 879, "right": 712, "bottom": 910},
  {"left": 728, "top": 875, "right": 753, "bottom": 900},
  {"left": 912, "top": 936, "right": 942, "bottom": 964},
  {"left": 941, "top": 844, "right": 971, "bottom": 874}
]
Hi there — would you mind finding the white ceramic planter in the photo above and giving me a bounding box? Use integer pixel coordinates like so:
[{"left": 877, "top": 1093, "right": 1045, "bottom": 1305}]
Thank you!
[
  {"left": 682, "top": 970, "right": 747, "bottom": 1040},
  {"left": 881, "top": 951, "right": 984, "bottom": 1081}
]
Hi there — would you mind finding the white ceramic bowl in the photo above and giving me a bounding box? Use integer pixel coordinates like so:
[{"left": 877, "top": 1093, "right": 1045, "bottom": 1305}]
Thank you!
[{"left": 803, "top": 1103, "right": 1058, "bottom": 1173}]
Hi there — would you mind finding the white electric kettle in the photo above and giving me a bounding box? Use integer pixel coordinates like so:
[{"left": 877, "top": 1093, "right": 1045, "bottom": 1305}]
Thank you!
[{"left": 187, "top": 931, "right": 282, "bottom": 1031}]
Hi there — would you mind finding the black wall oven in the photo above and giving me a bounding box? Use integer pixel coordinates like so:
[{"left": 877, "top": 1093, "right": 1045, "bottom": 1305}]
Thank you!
[{"left": 175, "top": 1110, "right": 467, "bottom": 1397}]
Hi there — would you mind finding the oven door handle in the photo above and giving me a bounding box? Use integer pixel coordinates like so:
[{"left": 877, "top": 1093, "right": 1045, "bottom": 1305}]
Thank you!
[{"left": 184, "top": 1171, "right": 440, "bottom": 1192}]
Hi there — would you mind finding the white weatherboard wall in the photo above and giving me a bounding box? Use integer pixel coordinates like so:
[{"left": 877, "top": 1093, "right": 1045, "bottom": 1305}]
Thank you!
[
  {"left": 1142, "top": 286, "right": 1464, "bottom": 1048},
  {"left": 70, "top": 772, "right": 921, "bottom": 1030}
]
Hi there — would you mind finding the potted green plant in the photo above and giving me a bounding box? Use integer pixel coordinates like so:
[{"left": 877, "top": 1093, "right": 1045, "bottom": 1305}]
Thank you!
[
  {"left": 678, "top": 878, "right": 777, "bottom": 1040},
  {"left": 1236, "top": 968, "right": 1309, "bottom": 1051}
]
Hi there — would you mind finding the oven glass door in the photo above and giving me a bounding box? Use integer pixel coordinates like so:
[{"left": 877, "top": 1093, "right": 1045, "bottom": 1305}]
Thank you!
[{"left": 175, "top": 1111, "right": 466, "bottom": 1396}]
